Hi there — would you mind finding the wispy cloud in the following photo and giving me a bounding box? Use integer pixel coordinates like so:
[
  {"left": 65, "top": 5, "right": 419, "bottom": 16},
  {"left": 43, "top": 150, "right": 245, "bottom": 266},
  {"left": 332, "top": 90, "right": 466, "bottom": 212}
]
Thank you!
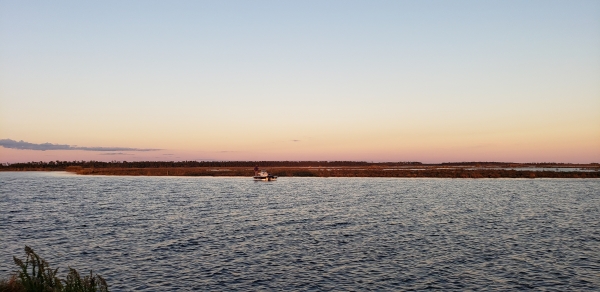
[
  {"left": 292, "top": 140, "right": 300, "bottom": 142},
  {"left": 0, "top": 139, "right": 160, "bottom": 152},
  {"left": 98, "top": 152, "right": 134, "bottom": 156}
]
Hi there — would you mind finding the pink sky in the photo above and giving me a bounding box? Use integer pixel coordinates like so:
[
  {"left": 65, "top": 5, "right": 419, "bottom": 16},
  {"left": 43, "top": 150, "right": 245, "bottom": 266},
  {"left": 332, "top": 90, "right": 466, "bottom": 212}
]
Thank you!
[{"left": 2, "top": 136, "right": 598, "bottom": 164}]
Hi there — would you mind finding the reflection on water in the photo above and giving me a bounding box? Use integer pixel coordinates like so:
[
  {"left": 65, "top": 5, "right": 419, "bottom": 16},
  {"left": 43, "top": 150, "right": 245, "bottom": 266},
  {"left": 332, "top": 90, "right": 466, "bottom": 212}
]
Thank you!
[{"left": 1, "top": 172, "right": 599, "bottom": 291}]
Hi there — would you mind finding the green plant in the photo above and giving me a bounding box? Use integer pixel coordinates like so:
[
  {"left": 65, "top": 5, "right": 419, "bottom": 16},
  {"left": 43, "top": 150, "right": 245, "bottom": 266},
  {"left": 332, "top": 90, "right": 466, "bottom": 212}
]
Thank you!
[
  {"left": 13, "top": 246, "right": 62, "bottom": 291},
  {"left": 62, "top": 268, "right": 107, "bottom": 292},
  {"left": 4, "top": 246, "right": 108, "bottom": 292}
]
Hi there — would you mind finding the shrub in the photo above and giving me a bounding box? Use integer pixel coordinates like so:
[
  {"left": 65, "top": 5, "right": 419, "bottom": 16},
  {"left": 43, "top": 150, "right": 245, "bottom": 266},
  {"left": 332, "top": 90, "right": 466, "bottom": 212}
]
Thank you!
[{"left": 1, "top": 246, "right": 108, "bottom": 292}]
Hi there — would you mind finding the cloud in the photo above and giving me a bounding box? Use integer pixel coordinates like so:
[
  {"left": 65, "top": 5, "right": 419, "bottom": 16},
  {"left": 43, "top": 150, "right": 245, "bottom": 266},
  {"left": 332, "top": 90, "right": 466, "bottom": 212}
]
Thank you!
[
  {"left": 292, "top": 140, "right": 300, "bottom": 142},
  {"left": 98, "top": 152, "right": 134, "bottom": 156},
  {"left": 0, "top": 139, "right": 160, "bottom": 152}
]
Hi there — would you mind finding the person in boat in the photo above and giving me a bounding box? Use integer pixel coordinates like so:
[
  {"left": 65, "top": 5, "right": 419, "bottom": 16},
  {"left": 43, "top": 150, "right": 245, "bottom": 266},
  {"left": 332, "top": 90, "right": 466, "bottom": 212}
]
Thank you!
[{"left": 254, "top": 165, "right": 259, "bottom": 176}]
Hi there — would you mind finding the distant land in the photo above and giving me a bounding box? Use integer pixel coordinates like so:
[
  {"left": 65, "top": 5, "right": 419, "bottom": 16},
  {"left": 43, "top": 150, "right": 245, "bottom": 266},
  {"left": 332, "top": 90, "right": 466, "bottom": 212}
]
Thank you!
[{"left": 1, "top": 161, "right": 599, "bottom": 178}]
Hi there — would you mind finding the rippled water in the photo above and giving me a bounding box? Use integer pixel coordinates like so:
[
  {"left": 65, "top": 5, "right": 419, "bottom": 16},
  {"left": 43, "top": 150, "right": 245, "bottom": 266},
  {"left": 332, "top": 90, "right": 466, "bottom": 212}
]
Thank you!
[{"left": 1, "top": 172, "right": 599, "bottom": 291}]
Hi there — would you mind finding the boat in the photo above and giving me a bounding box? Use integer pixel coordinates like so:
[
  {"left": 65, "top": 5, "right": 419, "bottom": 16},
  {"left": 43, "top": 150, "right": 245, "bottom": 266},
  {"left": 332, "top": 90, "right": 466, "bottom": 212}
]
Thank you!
[{"left": 253, "top": 170, "right": 277, "bottom": 181}]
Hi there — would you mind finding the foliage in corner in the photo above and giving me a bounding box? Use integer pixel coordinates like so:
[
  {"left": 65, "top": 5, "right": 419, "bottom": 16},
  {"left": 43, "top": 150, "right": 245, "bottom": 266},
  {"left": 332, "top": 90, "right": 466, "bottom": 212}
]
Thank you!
[
  {"left": 12, "top": 246, "right": 62, "bottom": 291},
  {"left": 62, "top": 268, "right": 107, "bottom": 292},
  {"left": 0, "top": 246, "right": 108, "bottom": 292}
]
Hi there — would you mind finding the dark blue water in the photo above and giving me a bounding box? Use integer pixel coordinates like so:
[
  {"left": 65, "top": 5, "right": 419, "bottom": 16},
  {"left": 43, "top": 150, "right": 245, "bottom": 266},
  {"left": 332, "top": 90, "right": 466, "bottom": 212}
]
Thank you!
[{"left": 1, "top": 172, "right": 599, "bottom": 291}]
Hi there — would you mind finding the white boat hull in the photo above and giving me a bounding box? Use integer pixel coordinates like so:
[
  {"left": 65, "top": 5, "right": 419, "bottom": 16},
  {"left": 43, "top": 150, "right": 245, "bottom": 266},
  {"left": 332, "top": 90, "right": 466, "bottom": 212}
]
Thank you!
[{"left": 253, "top": 176, "right": 277, "bottom": 181}]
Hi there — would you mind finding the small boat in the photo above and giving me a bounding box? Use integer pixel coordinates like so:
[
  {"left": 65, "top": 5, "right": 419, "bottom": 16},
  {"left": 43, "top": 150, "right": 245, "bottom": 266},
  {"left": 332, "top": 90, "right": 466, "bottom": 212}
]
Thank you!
[{"left": 254, "top": 170, "right": 277, "bottom": 181}]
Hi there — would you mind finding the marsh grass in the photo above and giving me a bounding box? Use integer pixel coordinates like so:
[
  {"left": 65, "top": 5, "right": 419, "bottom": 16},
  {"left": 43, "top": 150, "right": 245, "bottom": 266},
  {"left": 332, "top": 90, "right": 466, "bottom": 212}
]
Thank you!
[
  {"left": 64, "top": 166, "right": 600, "bottom": 178},
  {"left": 0, "top": 246, "right": 108, "bottom": 292},
  {"left": 62, "top": 268, "right": 107, "bottom": 292}
]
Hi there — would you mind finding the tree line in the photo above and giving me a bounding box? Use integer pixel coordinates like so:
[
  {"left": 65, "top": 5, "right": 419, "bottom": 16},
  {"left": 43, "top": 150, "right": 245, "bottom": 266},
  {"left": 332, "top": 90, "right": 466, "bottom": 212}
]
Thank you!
[{"left": 0, "top": 160, "right": 424, "bottom": 170}]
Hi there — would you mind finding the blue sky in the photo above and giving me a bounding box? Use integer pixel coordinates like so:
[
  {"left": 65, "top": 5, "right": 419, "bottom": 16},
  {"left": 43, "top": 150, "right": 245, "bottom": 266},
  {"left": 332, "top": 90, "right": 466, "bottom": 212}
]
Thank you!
[{"left": 1, "top": 0, "right": 599, "bottom": 162}]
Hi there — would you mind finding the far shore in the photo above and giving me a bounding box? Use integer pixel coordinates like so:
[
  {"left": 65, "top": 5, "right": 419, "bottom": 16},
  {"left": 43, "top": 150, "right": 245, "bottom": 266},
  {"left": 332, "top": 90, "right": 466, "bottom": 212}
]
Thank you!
[{"left": 2, "top": 161, "right": 599, "bottom": 178}]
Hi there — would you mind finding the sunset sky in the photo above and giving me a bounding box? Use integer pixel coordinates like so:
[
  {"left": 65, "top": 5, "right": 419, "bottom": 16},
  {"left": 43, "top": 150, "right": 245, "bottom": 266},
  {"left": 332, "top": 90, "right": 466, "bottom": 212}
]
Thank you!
[{"left": 1, "top": 0, "right": 599, "bottom": 163}]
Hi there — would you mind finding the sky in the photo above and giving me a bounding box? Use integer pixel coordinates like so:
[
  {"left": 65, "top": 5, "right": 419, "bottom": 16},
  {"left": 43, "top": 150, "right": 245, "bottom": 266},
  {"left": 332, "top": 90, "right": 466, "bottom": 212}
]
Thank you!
[{"left": 1, "top": 0, "right": 599, "bottom": 163}]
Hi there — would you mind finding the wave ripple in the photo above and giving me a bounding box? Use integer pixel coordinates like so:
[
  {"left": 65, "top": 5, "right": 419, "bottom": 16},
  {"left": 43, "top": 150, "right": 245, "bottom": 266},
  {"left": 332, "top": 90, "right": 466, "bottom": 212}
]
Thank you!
[{"left": 1, "top": 173, "right": 599, "bottom": 291}]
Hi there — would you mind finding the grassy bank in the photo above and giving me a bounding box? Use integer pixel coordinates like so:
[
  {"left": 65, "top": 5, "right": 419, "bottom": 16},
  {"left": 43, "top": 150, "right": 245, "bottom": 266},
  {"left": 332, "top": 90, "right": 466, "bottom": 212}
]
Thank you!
[
  {"left": 63, "top": 166, "right": 600, "bottom": 178},
  {"left": 2, "top": 161, "right": 598, "bottom": 178}
]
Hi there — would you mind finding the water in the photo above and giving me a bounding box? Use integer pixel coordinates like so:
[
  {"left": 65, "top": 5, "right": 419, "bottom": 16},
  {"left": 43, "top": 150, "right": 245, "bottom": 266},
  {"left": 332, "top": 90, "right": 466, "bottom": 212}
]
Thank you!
[{"left": 1, "top": 172, "right": 599, "bottom": 291}]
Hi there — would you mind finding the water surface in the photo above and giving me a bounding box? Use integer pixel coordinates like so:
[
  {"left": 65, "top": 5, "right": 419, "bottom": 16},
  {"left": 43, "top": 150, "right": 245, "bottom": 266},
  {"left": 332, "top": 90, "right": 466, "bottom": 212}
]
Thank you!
[{"left": 1, "top": 172, "right": 598, "bottom": 291}]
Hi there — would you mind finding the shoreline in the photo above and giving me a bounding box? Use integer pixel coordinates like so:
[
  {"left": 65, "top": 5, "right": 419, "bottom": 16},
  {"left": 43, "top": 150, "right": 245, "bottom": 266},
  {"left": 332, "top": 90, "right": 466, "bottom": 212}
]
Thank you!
[
  {"left": 2, "top": 162, "right": 598, "bottom": 178},
  {"left": 3, "top": 167, "right": 599, "bottom": 178}
]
